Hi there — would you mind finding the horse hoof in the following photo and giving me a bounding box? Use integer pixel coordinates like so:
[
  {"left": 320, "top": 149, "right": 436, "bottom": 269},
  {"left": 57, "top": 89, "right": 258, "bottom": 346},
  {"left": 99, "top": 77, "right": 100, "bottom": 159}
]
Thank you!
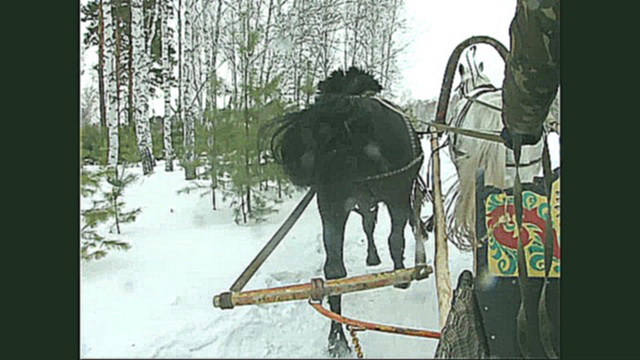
[
  {"left": 394, "top": 281, "right": 411, "bottom": 290},
  {"left": 366, "top": 253, "right": 381, "bottom": 266},
  {"left": 328, "top": 339, "right": 352, "bottom": 358}
]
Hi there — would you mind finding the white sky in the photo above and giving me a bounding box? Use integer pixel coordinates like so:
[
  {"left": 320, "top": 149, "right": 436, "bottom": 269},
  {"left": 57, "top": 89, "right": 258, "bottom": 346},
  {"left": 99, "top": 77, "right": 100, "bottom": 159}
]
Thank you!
[
  {"left": 397, "top": 0, "right": 516, "bottom": 100},
  {"left": 80, "top": 0, "right": 518, "bottom": 113}
]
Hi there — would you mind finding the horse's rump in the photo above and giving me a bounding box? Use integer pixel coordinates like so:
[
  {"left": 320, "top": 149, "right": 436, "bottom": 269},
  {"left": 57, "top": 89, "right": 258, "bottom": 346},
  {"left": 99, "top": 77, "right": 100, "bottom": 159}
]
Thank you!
[{"left": 274, "top": 96, "right": 421, "bottom": 187}]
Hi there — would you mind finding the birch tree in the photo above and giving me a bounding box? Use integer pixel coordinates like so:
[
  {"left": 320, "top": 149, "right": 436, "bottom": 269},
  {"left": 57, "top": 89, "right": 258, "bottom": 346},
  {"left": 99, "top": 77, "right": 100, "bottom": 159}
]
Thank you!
[
  {"left": 132, "top": 0, "right": 155, "bottom": 175},
  {"left": 204, "top": 0, "right": 224, "bottom": 209},
  {"left": 104, "top": 0, "right": 119, "bottom": 168},
  {"left": 177, "top": 0, "right": 183, "bottom": 133},
  {"left": 98, "top": 0, "right": 108, "bottom": 128},
  {"left": 182, "top": 0, "right": 197, "bottom": 180},
  {"left": 144, "top": 0, "right": 159, "bottom": 169},
  {"left": 161, "top": 0, "right": 174, "bottom": 171}
]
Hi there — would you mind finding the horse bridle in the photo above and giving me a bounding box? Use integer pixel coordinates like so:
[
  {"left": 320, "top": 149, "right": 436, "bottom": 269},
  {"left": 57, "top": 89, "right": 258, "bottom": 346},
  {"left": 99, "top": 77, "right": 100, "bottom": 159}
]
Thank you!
[
  {"left": 450, "top": 85, "right": 501, "bottom": 155},
  {"left": 451, "top": 85, "right": 544, "bottom": 169}
]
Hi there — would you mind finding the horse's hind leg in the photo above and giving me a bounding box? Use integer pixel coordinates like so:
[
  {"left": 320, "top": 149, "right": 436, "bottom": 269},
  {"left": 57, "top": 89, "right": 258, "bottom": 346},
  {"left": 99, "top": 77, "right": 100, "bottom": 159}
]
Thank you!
[
  {"left": 387, "top": 200, "right": 411, "bottom": 289},
  {"left": 357, "top": 203, "right": 381, "bottom": 266},
  {"left": 318, "top": 189, "right": 352, "bottom": 357}
]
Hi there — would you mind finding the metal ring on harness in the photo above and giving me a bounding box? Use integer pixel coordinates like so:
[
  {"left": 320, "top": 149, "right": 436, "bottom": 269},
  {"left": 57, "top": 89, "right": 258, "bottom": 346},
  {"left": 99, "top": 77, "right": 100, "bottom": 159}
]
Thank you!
[{"left": 309, "top": 278, "right": 326, "bottom": 304}]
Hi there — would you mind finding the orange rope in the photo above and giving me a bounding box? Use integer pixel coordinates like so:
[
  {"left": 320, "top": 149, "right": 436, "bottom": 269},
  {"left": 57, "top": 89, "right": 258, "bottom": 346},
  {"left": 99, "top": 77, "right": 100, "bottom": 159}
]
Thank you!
[{"left": 308, "top": 300, "right": 441, "bottom": 339}]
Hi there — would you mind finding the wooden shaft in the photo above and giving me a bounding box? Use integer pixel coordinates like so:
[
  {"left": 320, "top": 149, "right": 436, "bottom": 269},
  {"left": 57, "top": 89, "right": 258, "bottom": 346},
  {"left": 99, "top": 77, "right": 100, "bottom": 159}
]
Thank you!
[
  {"left": 429, "top": 134, "right": 453, "bottom": 330},
  {"left": 214, "top": 266, "right": 432, "bottom": 309},
  {"left": 428, "top": 35, "right": 508, "bottom": 330},
  {"left": 418, "top": 121, "right": 505, "bottom": 144},
  {"left": 229, "top": 189, "right": 316, "bottom": 292}
]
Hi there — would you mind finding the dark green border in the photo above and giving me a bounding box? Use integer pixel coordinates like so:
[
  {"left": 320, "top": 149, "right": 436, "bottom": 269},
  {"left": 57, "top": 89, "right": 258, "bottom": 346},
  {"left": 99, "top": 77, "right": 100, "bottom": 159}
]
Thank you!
[
  {"left": 24, "top": 0, "right": 81, "bottom": 358},
  {"left": 560, "top": 1, "right": 636, "bottom": 358},
  {"left": 25, "top": 0, "right": 635, "bottom": 359}
]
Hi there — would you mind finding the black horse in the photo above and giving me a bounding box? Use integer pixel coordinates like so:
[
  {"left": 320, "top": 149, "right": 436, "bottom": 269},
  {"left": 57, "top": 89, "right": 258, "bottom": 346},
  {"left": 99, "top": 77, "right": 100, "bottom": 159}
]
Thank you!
[{"left": 269, "top": 67, "right": 424, "bottom": 356}]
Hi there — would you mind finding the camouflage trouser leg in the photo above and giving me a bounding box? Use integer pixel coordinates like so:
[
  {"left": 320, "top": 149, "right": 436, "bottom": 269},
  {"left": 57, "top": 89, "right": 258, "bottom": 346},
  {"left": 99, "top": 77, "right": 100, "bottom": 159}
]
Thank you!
[{"left": 501, "top": 0, "right": 560, "bottom": 145}]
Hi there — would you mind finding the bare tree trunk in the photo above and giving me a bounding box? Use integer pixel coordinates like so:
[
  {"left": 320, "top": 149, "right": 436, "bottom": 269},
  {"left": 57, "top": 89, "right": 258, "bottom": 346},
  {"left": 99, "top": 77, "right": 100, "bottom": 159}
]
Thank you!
[
  {"left": 145, "top": 0, "right": 158, "bottom": 168},
  {"left": 207, "top": 0, "right": 223, "bottom": 210},
  {"left": 259, "top": 0, "right": 274, "bottom": 88},
  {"left": 98, "top": 0, "right": 107, "bottom": 128},
  {"left": 183, "top": 0, "right": 197, "bottom": 180},
  {"left": 382, "top": 0, "right": 399, "bottom": 94},
  {"left": 162, "top": 0, "right": 174, "bottom": 171},
  {"left": 192, "top": 0, "right": 203, "bottom": 122},
  {"left": 128, "top": 4, "right": 134, "bottom": 127},
  {"left": 243, "top": 0, "right": 252, "bottom": 218},
  {"left": 350, "top": 1, "right": 361, "bottom": 66},
  {"left": 105, "top": 0, "right": 119, "bottom": 169},
  {"left": 115, "top": 14, "right": 122, "bottom": 129},
  {"left": 178, "top": 0, "right": 183, "bottom": 129},
  {"left": 132, "top": 0, "right": 154, "bottom": 175}
]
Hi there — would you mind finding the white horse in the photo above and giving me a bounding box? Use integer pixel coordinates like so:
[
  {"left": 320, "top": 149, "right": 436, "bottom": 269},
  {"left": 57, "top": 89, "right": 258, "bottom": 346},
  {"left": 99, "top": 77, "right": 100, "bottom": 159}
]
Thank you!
[{"left": 444, "top": 45, "right": 559, "bottom": 251}]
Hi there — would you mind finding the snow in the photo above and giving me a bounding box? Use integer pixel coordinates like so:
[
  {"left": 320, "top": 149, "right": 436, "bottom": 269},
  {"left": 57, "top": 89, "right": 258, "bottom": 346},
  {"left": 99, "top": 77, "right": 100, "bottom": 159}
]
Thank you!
[
  {"left": 79, "top": 141, "right": 439, "bottom": 358},
  {"left": 80, "top": 137, "right": 560, "bottom": 358}
]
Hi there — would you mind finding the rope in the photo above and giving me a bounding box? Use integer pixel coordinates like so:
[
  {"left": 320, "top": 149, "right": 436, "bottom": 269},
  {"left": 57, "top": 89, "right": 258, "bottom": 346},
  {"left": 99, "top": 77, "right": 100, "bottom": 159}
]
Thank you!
[{"left": 308, "top": 300, "right": 441, "bottom": 339}]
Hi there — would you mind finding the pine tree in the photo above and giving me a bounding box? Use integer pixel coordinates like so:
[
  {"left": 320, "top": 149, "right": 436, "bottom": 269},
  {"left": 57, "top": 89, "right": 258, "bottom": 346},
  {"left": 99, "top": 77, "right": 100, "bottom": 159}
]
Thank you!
[{"left": 80, "top": 164, "right": 140, "bottom": 261}]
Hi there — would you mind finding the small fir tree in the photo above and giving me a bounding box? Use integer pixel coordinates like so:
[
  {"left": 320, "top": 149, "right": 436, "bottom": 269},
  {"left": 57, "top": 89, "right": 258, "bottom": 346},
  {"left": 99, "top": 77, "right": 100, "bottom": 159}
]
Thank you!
[{"left": 80, "top": 164, "right": 141, "bottom": 261}]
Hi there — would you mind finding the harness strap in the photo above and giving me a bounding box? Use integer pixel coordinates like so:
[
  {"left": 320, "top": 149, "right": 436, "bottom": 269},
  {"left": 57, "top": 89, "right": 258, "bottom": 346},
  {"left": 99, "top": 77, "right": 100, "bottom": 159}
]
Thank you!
[
  {"left": 357, "top": 154, "right": 424, "bottom": 182},
  {"left": 538, "top": 135, "right": 559, "bottom": 358},
  {"left": 462, "top": 92, "right": 502, "bottom": 112},
  {"left": 513, "top": 137, "right": 533, "bottom": 358},
  {"left": 352, "top": 96, "right": 424, "bottom": 183},
  {"left": 506, "top": 156, "right": 542, "bottom": 168},
  {"left": 372, "top": 96, "right": 422, "bottom": 159},
  {"left": 451, "top": 87, "right": 502, "bottom": 150}
]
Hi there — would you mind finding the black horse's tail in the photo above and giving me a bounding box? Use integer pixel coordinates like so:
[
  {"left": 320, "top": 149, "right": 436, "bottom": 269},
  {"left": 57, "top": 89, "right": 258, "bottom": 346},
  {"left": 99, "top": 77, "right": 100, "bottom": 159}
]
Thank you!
[{"left": 269, "top": 67, "right": 384, "bottom": 187}]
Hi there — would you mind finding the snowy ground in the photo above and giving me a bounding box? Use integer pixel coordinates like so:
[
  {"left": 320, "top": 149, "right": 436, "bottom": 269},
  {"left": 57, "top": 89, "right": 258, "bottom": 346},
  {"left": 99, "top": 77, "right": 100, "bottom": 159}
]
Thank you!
[{"left": 80, "top": 136, "right": 559, "bottom": 358}]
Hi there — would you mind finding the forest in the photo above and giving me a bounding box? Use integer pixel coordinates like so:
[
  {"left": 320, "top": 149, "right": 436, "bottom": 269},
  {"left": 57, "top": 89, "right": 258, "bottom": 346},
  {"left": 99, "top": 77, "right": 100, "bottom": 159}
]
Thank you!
[{"left": 79, "top": 0, "right": 436, "bottom": 227}]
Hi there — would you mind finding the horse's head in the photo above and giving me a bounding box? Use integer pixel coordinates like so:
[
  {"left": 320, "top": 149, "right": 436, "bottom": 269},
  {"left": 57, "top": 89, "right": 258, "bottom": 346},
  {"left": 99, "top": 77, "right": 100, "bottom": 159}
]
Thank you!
[{"left": 456, "top": 46, "right": 493, "bottom": 96}]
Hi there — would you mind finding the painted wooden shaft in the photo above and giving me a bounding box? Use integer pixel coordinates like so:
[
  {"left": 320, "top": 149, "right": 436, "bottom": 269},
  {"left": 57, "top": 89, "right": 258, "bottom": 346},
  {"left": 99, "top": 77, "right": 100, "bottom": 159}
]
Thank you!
[
  {"left": 214, "top": 266, "right": 432, "bottom": 309},
  {"left": 229, "top": 189, "right": 316, "bottom": 292}
]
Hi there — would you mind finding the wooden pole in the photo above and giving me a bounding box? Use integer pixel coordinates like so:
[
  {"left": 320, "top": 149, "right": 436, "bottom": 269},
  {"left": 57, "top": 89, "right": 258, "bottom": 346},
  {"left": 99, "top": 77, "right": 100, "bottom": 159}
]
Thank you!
[
  {"left": 229, "top": 189, "right": 316, "bottom": 292},
  {"left": 214, "top": 266, "right": 432, "bottom": 309},
  {"left": 429, "top": 134, "right": 453, "bottom": 330},
  {"left": 428, "top": 35, "right": 508, "bottom": 330}
]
